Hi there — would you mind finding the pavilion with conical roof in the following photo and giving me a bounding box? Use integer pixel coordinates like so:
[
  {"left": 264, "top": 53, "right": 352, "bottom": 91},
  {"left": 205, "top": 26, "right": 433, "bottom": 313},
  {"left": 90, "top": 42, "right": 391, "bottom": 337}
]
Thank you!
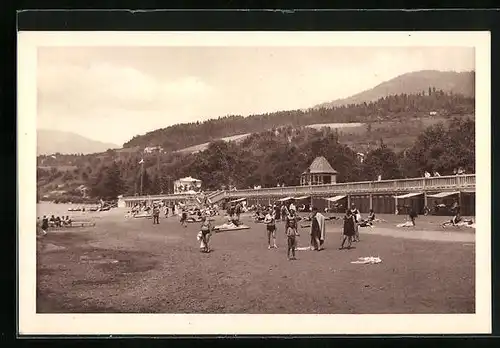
[{"left": 300, "top": 156, "right": 338, "bottom": 186}]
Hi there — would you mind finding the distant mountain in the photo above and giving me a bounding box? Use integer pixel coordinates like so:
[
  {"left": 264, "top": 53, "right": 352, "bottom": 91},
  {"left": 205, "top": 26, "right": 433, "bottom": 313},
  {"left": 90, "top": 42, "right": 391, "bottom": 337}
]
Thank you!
[
  {"left": 37, "top": 129, "right": 119, "bottom": 155},
  {"left": 313, "top": 70, "right": 475, "bottom": 109}
]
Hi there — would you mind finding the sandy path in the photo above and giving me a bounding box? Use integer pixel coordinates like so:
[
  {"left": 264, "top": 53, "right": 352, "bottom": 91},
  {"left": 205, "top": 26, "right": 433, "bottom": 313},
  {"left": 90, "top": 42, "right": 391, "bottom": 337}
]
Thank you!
[{"left": 330, "top": 226, "right": 475, "bottom": 243}]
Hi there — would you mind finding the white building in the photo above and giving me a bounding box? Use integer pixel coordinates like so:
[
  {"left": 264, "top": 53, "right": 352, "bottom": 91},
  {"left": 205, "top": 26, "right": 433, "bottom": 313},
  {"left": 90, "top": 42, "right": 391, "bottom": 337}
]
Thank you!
[
  {"left": 144, "top": 146, "right": 163, "bottom": 154},
  {"left": 174, "top": 176, "right": 202, "bottom": 194}
]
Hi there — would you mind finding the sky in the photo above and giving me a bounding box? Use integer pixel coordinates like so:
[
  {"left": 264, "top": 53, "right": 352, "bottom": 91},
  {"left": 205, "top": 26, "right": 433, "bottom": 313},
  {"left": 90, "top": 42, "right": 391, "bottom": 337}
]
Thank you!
[{"left": 37, "top": 46, "right": 474, "bottom": 146}]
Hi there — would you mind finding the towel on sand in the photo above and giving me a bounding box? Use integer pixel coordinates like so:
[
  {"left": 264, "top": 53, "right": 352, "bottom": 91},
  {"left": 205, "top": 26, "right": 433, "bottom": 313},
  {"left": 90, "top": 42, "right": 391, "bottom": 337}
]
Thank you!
[{"left": 351, "top": 256, "right": 382, "bottom": 264}]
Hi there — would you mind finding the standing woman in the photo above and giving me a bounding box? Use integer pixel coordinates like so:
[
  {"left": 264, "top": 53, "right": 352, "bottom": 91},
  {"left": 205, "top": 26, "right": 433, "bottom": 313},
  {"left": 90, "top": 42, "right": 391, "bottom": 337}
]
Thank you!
[
  {"left": 281, "top": 204, "right": 288, "bottom": 222},
  {"left": 408, "top": 206, "right": 418, "bottom": 226},
  {"left": 310, "top": 208, "right": 321, "bottom": 251},
  {"left": 40, "top": 215, "right": 49, "bottom": 236},
  {"left": 350, "top": 203, "right": 361, "bottom": 242},
  {"left": 340, "top": 210, "right": 355, "bottom": 249},
  {"left": 235, "top": 202, "right": 242, "bottom": 221},
  {"left": 152, "top": 205, "right": 160, "bottom": 224},
  {"left": 274, "top": 204, "right": 281, "bottom": 222},
  {"left": 180, "top": 209, "right": 188, "bottom": 228},
  {"left": 264, "top": 207, "right": 278, "bottom": 249}
]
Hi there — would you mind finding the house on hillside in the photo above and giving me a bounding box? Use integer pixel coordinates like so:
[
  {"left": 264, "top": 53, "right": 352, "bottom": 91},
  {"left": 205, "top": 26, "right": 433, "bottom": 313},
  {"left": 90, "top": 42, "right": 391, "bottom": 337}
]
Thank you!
[
  {"left": 144, "top": 146, "right": 163, "bottom": 154},
  {"left": 356, "top": 152, "right": 365, "bottom": 163},
  {"left": 77, "top": 184, "right": 88, "bottom": 198},
  {"left": 300, "top": 156, "right": 338, "bottom": 186}
]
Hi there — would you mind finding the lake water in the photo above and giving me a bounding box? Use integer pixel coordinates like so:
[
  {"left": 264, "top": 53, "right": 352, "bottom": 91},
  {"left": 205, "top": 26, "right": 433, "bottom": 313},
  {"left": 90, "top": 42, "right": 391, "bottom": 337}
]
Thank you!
[{"left": 37, "top": 202, "right": 125, "bottom": 219}]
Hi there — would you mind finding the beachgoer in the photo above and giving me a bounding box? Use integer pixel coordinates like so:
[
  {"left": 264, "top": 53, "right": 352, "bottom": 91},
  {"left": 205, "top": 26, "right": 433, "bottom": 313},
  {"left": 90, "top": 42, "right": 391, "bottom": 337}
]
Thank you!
[
  {"left": 285, "top": 208, "right": 297, "bottom": 230},
  {"left": 310, "top": 209, "right": 321, "bottom": 250},
  {"left": 367, "top": 209, "right": 375, "bottom": 222},
  {"left": 310, "top": 207, "right": 326, "bottom": 251},
  {"left": 274, "top": 204, "right": 281, "bottom": 221},
  {"left": 180, "top": 209, "right": 188, "bottom": 227},
  {"left": 442, "top": 200, "right": 462, "bottom": 227},
  {"left": 235, "top": 203, "right": 242, "bottom": 221},
  {"left": 281, "top": 205, "right": 288, "bottom": 222},
  {"left": 41, "top": 215, "right": 49, "bottom": 235},
  {"left": 152, "top": 205, "right": 160, "bottom": 224},
  {"left": 408, "top": 206, "right": 418, "bottom": 226},
  {"left": 199, "top": 216, "right": 213, "bottom": 253},
  {"left": 264, "top": 208, "right": 278, "bottom": 249},
  {"left": 286, "top": 216, "right": 299, "bottom": 260},
  {"left": 451, "top": 199, "right": 460, "bottom": 215},
  {"left": 340, "top": 210, "right": 355, "bottom": 249},
  {"left": 350, "top": 203, "right": 361, "bottom": 242},
  {"left": 65, "top": 215, "right": 72, "bottom": 226}
]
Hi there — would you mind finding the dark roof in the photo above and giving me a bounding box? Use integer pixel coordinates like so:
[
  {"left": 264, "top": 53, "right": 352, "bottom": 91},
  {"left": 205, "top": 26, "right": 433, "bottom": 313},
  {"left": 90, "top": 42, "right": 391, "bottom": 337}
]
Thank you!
[{"left": 302, "top": 156, "right": 338, "bottom": 175}]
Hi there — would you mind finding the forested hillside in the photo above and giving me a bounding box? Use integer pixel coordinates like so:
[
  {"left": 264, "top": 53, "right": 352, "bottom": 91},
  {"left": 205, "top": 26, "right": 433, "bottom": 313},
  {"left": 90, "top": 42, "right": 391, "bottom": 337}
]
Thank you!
[
  {"left": 38, "top": 114, "right": 474, "bottom": 203},
  {"left": 37, "top": 83, "right": 475, "bottom": 203},
  {"left": 123, "top": 89, "right": 474, "bottom": 151},
  {"left": 313, "top": 70, "right": 475, "bottom": 109}
]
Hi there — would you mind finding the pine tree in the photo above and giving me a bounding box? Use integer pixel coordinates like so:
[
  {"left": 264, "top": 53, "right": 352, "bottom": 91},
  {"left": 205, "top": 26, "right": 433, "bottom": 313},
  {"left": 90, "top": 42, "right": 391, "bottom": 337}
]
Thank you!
[{"left": 99, "top": 162, "right": 125, "bottom": 200}]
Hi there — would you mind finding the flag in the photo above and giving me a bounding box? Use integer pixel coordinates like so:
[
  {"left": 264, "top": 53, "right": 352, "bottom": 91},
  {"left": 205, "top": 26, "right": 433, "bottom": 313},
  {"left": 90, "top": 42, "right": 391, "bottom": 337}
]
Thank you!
[{"left": 139, "top": 159, "right": 144, "bottom": 164}]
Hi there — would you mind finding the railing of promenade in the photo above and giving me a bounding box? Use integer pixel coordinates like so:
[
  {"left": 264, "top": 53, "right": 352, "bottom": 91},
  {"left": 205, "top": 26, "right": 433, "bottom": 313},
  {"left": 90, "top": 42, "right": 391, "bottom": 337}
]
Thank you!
[
  {"left": 223, "top": 174, "right": 475, "bottom": 198},
  {"left": 121, "top": 174, "right": 475, "bottom": 201}
]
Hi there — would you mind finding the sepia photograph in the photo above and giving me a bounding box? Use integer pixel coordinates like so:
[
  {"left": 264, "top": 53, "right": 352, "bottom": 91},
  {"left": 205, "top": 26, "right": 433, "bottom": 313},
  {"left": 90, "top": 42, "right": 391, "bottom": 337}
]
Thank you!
[{"left": 18, "top": 31, "right": 491, "bottom": 335}]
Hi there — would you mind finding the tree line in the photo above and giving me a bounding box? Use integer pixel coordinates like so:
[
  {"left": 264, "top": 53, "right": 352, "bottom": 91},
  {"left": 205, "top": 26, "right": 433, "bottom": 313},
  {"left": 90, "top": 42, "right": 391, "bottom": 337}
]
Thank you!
[
  {"left": 36, "top": 90, "right": 475, "bottom": 201},
  {"left": 82, "top": 116, "right": 474, "bottom": 200},
  {"left": 122, "top": 90, "right": 474, "bottom": 151}
]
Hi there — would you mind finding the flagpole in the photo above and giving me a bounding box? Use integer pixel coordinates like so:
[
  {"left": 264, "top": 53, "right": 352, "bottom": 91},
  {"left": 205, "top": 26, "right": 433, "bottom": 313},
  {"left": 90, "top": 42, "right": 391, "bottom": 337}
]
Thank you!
[{"left": 140, "top": 160, "right": 144, "bottom": 196}]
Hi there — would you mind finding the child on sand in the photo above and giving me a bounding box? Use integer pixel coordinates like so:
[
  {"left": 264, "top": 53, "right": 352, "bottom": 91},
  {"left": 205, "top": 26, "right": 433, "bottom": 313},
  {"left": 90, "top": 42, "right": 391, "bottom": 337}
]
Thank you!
[{"left": 286, "top": 216, "right": 299, "bottom": 260}]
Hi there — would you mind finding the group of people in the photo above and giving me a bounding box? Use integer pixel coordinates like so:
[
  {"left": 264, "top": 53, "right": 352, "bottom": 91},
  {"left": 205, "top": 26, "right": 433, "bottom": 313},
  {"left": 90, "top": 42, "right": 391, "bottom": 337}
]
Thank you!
[
  {"left": 339, "top": 204, "right": 377, "bottom": 249},
  {"left": 38, "top": 215, "right": 73, "bottom": 235},
  {"left": 227, "top": 202, "right": 245, "bottom": 221},
  {"left": 262, "top": 204, "right": 302, "bottom": 260},
  {"left": 396, "top": 199, "right": 465, "bottom": 228},
  {"left": 248, "top": 200, "right": 382, "bottom": 258},
  {"left": 423, "top": 167, "right": 466, "bottom": 178},
  {"left": 440, "top": 199, "right": 470, "bottom": 227},
  {"left": 259, "top": 202, "right": 370, "bottom": 259}
]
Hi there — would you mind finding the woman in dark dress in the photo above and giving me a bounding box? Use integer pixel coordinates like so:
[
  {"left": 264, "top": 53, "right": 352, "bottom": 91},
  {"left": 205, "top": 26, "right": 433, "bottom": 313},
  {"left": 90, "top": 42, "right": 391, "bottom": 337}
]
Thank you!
[
  {"left": 340, "top": 210, "right": 355, "bottom": 249},
  {"left": 310, "top": 210, "right": 321, "bottom": 251},
  {"left": 408, "top": 206, "right": 418, "bottom": 226}
]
